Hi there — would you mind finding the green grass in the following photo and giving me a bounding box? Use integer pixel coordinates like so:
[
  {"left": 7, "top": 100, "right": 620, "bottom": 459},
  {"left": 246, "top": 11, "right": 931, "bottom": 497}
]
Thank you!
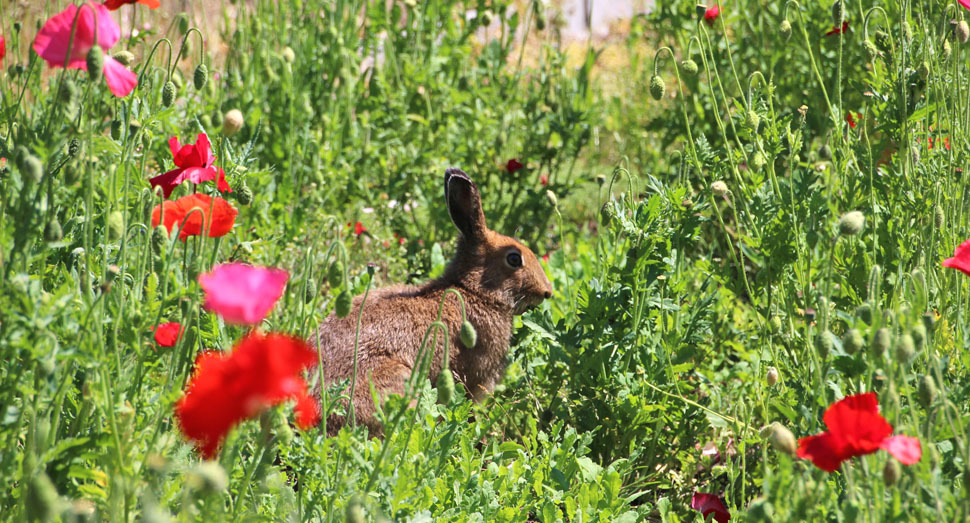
[{"left": 1, "top": 0, "right": 969, "bottom": 521}]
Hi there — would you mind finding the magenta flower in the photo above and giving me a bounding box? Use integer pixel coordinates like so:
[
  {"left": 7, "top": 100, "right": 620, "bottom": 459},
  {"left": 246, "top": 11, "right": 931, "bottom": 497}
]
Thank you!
[
  {"left": 691, "top": 493, "right": 730, "bottom": 523},
  {"left": 149, "top": 134, "right": 231, "bottom": 198},
  {"left": 32, "top": 3, "right": 137, "bottom": 97},
  {"left": 943, "top": 239, "right": 970, "bottom": 276},
  {"left": 198, "top": 263, "right": 289, "bottom": 325}
]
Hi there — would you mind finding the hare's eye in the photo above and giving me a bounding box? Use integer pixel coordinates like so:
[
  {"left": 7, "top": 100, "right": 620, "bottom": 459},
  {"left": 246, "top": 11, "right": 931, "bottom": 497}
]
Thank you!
[{"left": 505, "top": 250, "right": 523, "bottom": 268}]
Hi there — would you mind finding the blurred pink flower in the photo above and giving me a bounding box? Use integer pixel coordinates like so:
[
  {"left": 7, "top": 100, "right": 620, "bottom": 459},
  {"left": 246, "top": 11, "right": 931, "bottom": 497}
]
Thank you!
[
  {"left": 32, "top": 2, "right": 137, "bottom": 97},
  {"left": 691, "top": 493, "right": 730, "bottom": 523},
  {"left": 198, "top": 263, "right": 289, "bottom": 325}
]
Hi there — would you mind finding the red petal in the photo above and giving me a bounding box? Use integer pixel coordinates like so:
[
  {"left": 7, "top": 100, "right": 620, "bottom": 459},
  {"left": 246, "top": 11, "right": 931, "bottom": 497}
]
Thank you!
[
  {"left": 823, "top": 393, "right": 892, "bottom": 456},
  {"left": 153, "top": 322, "right": 182, "bottom": 347},
  {"left": 881, "top": 435, "right": 922, "bottom": 465},
  {"left": 690, "top": 492, "right": 730, "bottom": 523},
  {"left": 943, "top": 239, "right": 970, "bottom": 276},
  {"left": 103, "top": 55, "right": 137, "bottom": 97},
  {"left": 797, "top": 432, "right": 847, "bottom": 472}
]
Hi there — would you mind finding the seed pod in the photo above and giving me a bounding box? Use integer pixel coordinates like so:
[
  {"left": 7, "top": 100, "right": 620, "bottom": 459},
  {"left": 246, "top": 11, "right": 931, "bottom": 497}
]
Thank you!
[
  {"left": 460, "top": 321, "right": 477, "bottom": 348},
  {"left": 883, "top": 459, "right": 901, "bottom": 486},
  {"left": 767, "top": 423, "right": 796, "bottom": 455},
  {"left": 107, "top": 211, "right": 124, "bottom": 241},
  {"left": 958, "top": 21, "right": 970, "bottom": 44},
  {"left": 917, "top": 375, "right": 937, "bottom": 408},
  {"left": 815, "top": 330, "right": 835, "bottom": 359},
  {"left": 222, "top": 109, "right": 244, "bottom": 137},
  {"left": 769, "top": 315, "right": 782, "bottom": 334},
  {"left": 58, "top": 79, "right": 78, "bottom": 104},
  {"left": 335, "top": 290, "right": 352, "bottom": 317},
  {"left": 151, "top": 226, "right": 168, "bottom": 255},
  {"left": 910, "top": 324, "right": 927, "bottom": 350},
  {"left": 766, "top": 367, "right": 779, "bottom": 386},
  {"left": 902, "top": 22, "right": 912, "bottom": 43},
  {"left": 838, "top": 211, "right": 865, "bottom": 236},
  {"left": 681, "top": 59, "right": 699, "bottom": 76},
  {"left": 779, "top": 19, "right": 792, "bottom": 41},
  {"left": 111, "top": 119, "right": 124, "bottom": 141},
  {"left": 327, "top": 259, "right": 344, "bottom": 288},
  {"left": 842, "top": 329, "right": 864, "bottom": 355},
  {"left": 649, "top": 75, "right": 665, "bottom": 101},
  {"left": 44, "top": 219, "right": 63, "bottom": 242},
  {"left": 234, "top": 183, "right": 253, "bottom": 205},
  {"left": 436, "top": 370, "right": 455, "bottom": 404},
  {"left": 895, "top": 333, "right": 916, "bottom": 363},
  {"left": 194, "top": 64, "right": 208, "bottom": 90},
  {"left": 113, "top": 50, "right": 135, "bottom": 66},
  {"left": 162, "top": 81, "right": 176, "bottom": 107},
  {"left": 934, "top": 205, "right": 945, "bottom": 228},
  {"left": 86, "top": 46, "right": 104, "bottom": 82},
  {"left": 856, "top": 304, "right": 872, "bottom": 325},
  {"left": 745, "top": 110, "right": 760, "bottom": 131},
  {"left": 304, "top": 277, "right": 317, "bottom": 303},
  {"left": 711, "top": 180, "right": 729, "bottom": 197},
  {"left": 23, "top": 155, "right": 43, "bottom": 183}
]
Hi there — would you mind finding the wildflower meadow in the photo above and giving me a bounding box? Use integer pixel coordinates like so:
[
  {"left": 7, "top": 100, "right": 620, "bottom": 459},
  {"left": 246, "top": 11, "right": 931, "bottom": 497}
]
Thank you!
[{"left": 1, "top": 0, "right": 969, "bottom": 521}]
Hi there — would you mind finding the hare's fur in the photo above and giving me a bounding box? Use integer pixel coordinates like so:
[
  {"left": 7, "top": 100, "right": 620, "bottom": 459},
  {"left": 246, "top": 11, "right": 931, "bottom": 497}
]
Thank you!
[{"left": 314, "top": 168, "right": 553, "bottom": 435}]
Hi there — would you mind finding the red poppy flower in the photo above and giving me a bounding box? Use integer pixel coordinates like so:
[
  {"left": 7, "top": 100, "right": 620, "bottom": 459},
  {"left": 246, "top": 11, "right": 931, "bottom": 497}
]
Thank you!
[
  {"left": 0, "top": 36, "right": 5, "bottom": 63},
  {"left": 349, "top": 221, "right": 366, "bottom": 236},
  {"left": 825, "top": 20, "right": 850, "bottom": 36},
  {"left": 151, "top": 193, "right": 238, "bottom": 241},
  {"left": 506, "top": 158, "right": 524, "bottom": 173},
  {"left": 691, "top": 493, "right": 730, "bottom": 523},
  {"left": 104, "top": 0, "right": 161, "bottom": 9},
  {"left": 540, "top": 174, "right": 549, "bottom": 186},
  {"left": 704, "top": 5, "right": 720, "bottom": 26},
  {"left": 845, "top": 112, "right": 858, "bottom": 128},
  {"left": 541, "top": 254, "right": 550, "bottom": 263},
  {"left": 797, "top": 392, "right": 922, "bottom": 472},
  {"left": 943, "top": 239, "right": 970, "bottom": 276},
  {"left": 198, "top": 263, "right": 289, "bottom": 325},
  {"left": 175, "top": 331, "right": 320, "bottom": 458},
  {"left": 149, "top": 134, "right": 231, "bottom": 198},
  {"left": 152, "top": 322, "right": 182, "bottom": 347},
  {"left": 32, "top": 3, "right": 137, "bottom": 97}
]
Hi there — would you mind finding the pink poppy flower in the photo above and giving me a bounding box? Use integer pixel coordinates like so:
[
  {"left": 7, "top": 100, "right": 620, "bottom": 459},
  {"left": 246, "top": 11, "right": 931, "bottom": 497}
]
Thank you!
[
  {"left": 943, "top": 239, "right": 970, "bottom": 276},
  {"left": 0, "top": 36, "right": 5, "bottom": 63},
  {"left": 198, "top": 263, "right": 289, "bottom": 325},
  {"left": 149, "top": 134, "right": 231, "bottom": 198},
  {"left": 704, "top": 5, "right": 720, "bottom": 26},
  {"left": 691, "top": 493, "right": 730, "bottom": 523},
  {"left": 152, "top": 322, "right": 183, "bottom": 347},
  {"left": 961, "top": 0, "right": 970, "bottom": 9},
  {"left": 32, "top": 3, "right": 137, "bottom": 97}
]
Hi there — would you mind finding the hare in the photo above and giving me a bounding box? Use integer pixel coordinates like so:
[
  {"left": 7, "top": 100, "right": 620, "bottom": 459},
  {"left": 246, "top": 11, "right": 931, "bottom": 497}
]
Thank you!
[{"left": 314, "top": 168, "right": 553, "bottom": 436}]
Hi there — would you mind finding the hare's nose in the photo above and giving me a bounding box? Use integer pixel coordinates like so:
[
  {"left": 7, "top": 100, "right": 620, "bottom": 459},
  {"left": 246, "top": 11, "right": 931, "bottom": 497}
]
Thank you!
[{"left": 543, "top": 291, "right": 552, "bottom": 299}]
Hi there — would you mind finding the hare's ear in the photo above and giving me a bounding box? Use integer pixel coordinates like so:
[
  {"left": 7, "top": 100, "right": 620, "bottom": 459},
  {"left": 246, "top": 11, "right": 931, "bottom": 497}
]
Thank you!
[{"left": 444, "top": 167, "right": 487, "bottom": 241}]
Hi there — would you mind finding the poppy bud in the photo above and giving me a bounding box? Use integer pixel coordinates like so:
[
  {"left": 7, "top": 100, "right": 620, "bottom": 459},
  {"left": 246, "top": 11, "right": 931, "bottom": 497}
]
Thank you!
[
  {"left": 681, "top": 59, "right": 699, "bottom": 76},
  {"left": 745, "top": 110, "right": 760, "bottom": 131},
  {"left": 22, "top": 154, "right": 43, "bottom": 184},
  {"left": 769, "top": 315, "right": 782, "bottom": 334},
  {"left": 58, "top": 79, "right": 78, "bottom": 104},
  {"left": 777, "top": 19, "right": 792, "bottom": 42},
  {"left": 282, "top": 46, "right": 296, "bottom": 64},
  {"left": 943, "top": 39, "right": 953, "bottom": 61},
  {"left": 838, "top": 211, "right": 865, "bottom": 236},
  {"left": 815, "top": 330, "right": 835, "bottom": 359},
  {"left": 68, "top": 138, "right": 81, "bottom": 158},
  {"left": 110, "top": 119, "right": 124, "bottom": 141},
  {"left": 162, "top": 81, "right": 176, "bottom": 107},
  {"left": 460, "top": 320, "right": 477, "bottom": 348},
  {"left": 177, "top": 13, "right": 190, "bottom": 34},
  {"left": 842, "top": 328, "right": 863, "bottom": 355},
  {"left": 958, "top": 21, "right": 970, "bottom": 44},
  {"left": 327, "top": 259, "right": 344, "bottom": 288},
  {"left": 902, "top": 22, "right": 912, "bottom": 43},
  {"left": 649, "top": 75, "right": 665, "bottom": 100},
  {"left": 151, "top": 226, "right": 168, "bottom": 255},
  {"left": 107, "top": 211, "right": 124, "bottom": 241},
  {"left": 436, "top": 370, "right": 455, "bottom": 404},
  {"left": 856, "top": 304, "right": 872, "bottom": 325},
  {"left": 194, "top": 64, "right": 208, "bottom": 90},
  {"left": 910, "top": 324, "right": 926, "bottom": 350},
  {"left": 917, "top": 375, "right": 937, "bottom": 408},
  {"left": 114, "top": 50, "right": 135, "bottom": 66},
  {"left": 86, "top": 46, "right": 103, "bottom": 83},
  {"left": 200, "top": 114, "right": 213, "bottom": 129},
  {"left": 831, "top": 1, "right": 843, "bottom": 26},
  {"left": 599, "top": 202, "right": 614, "bottom": 225},
  {"left": 44, "top": 219, "right": 63, "bottom": 242},
  {"left": 301, "top": 278, "right": 316, "bottom": 304},
  {"left": 187, "top": 461, "right": 228, "bottom": 494},
  {"left": 895, "top": 333, "right": 916, "bottom": 363},
  {"left": 711, "top": 180, "right": 729, "bottom": 197},
  {"left": 695, "top": 4, "right": 708, "bottom": 17},
  {"left": 545, "top": 189, "right": 558, "bottom": 207},
  {"left": 25, "top": 472, "right": 59, "bottom": 523},
  {"left": 934, "top": 205, "right": 944, "bottom": 228},
  {"left": 236, "top": 183, "right": 254, "bottom": 205},
  {"left": 864, "top": 40, "right": 879, "bottom": 62},
  {"left": 335, "top": 290, "right": 352, "bottom": 317},
  {"left": 883, "top": 459, "right": 901, "bottom": 486},
  {"left": 767, "top": 423, "right": 796, "bottom": 455},
  {"left": 766, "top": 366, "right": 779, "bottom": 386},
  {"left": 345, "top": 496, "right": 366, "bottom": 523},
  {"left": 918, "top": 61, "right": 930, "bottom": 81},
  {"left": 222, "top": 109, "right": 244, "bottom": 137},
  {"left": 751, "top": 152, "right": 766, "bottom": 171},
  {"left": 870, "top": 327, "right": 891, "bottom": 356}
]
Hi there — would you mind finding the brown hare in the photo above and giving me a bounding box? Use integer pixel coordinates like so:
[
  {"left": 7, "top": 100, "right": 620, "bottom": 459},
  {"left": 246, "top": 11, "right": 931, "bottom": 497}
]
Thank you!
[{"left": 314, "top": 168, "right": 553, "bottom": 435}]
